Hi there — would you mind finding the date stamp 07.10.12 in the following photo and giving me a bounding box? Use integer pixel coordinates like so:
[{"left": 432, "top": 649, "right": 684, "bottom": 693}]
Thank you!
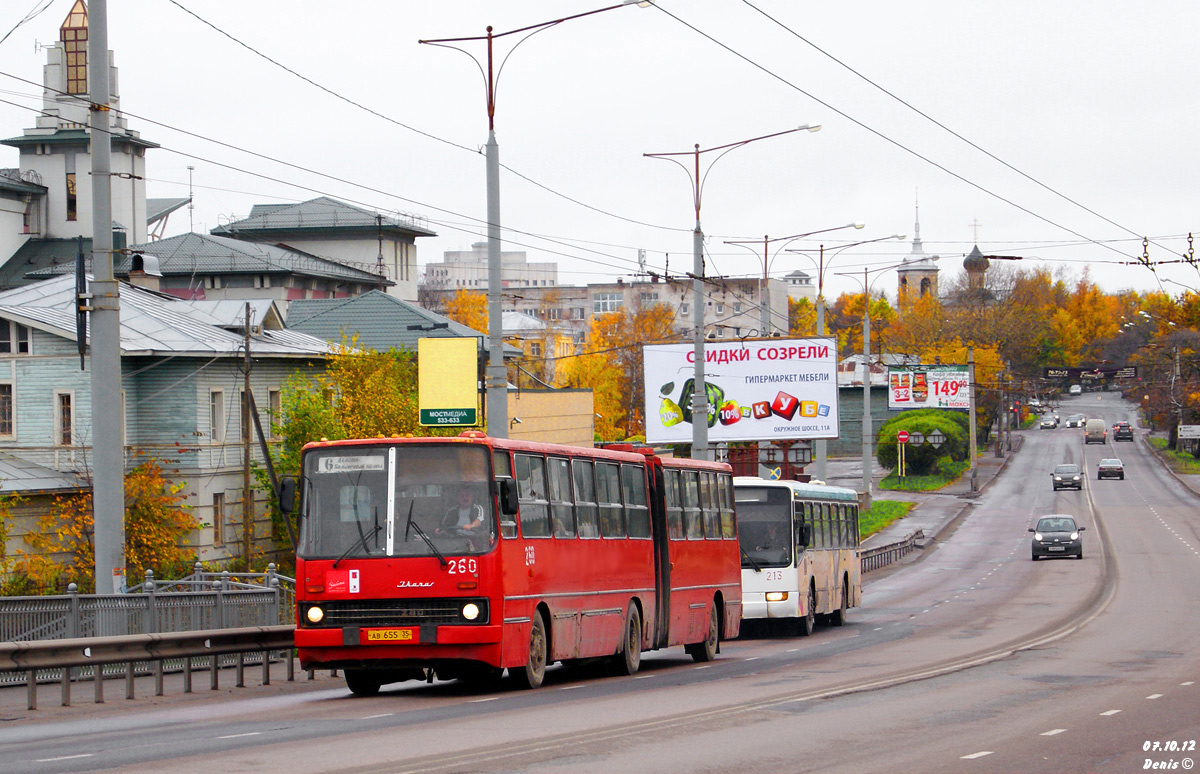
[{"left": 1142, "top": 738, "right": 1195, "bottom": 770}]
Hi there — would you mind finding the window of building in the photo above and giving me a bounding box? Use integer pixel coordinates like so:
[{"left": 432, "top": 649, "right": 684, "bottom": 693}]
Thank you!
[
  {"left": 570, "top": 307, "right": 586, "bottom": 320},
  {"left": 268, "top": 388, "right": 282, "bottom": 441},
  {"left": 734, "top": 303, "right": 742, "bottom": 313},
  {"left": 65, "top": 173, "right": 77, "bottom": 221},
  {"left": 0, "top": 383, "right": 13, "bottom": 436},
  {"left": 213, "top": 492, "right": 226, "bottom": 545},
  {"left": 593, "top": 293, "right": 624, "bottom": 314},
  {"left": 55, "top": 391, "right": 73, "bottom": 446},
  {"left": 529, "top": 342, "right": 542, "bottom": 358},
  {"left": 209, "top": 389, "right": 225, "bottom": 443},
  {"left": 61, "top": 3, "right": 88, "bottom": 95},
  {"left": 639, "top": 292, "right": 659, "bottom": 304},
  {"left": 0, "top": 321, "right": 32, "bottom": 354},
  {"left": 680, "top": 304, "right": 689, "bottom": 316}
]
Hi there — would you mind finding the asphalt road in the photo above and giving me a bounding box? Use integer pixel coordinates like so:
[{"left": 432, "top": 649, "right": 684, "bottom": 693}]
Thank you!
[{"left": 1, "top": 394, "right": 1196, "bottom": 774}]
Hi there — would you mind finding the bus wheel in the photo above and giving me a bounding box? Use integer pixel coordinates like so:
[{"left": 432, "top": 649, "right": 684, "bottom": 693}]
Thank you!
[
  {"left": 511, "top": 613, "right": 548, "bottom": 689},
  {"left": 612, "top": 604, "right": 642, "bottom": 676},
  {"left": 344, "top": 669, "right": 382, "bottom": 697},
  {"left": 829, "top": 580, "right": 848, "bottom": 627},
  {"left": 686, "top": 603, "right": 719, "bottom": 662},
  {"left": 797, "top": 585, "right": 816, "bottom": 637}
]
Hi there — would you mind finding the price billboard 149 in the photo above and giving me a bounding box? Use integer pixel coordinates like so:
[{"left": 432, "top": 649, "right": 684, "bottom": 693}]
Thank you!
[{"left": 888, "top": 365, "right": 969, "bottom": 410}]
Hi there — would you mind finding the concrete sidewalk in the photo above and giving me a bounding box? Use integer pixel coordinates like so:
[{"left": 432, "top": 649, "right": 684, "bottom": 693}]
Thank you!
[{"left": 848, "top": 436, "right": 1022, "bottom": 551}]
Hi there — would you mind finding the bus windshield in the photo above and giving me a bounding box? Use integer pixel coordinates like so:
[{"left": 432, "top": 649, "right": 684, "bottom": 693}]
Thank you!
[
  {"left": 298, "top": 444, "right": 496, "bottom": 559},
  {"left": 735, "top": 486, "right": 792, "bottom": 567}
]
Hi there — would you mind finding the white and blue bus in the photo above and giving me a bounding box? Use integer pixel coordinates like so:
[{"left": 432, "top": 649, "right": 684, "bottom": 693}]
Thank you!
[{"left": 734, "top": 477, "right": 861, "bottom": 636}]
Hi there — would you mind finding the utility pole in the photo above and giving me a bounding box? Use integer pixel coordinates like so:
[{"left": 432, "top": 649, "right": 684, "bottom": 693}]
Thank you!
[
  {"left": 968, "top": 347, "right": 978, "bottom": 491},
  {"left": 88, "top": 0, "right": 125, "bottom": 594},
  {"left": 242, "top": 302, "right": 254, "bottom": 569}
]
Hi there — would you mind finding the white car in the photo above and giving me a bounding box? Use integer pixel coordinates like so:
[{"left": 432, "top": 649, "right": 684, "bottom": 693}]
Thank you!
[
  {"left": 1040, "top": 417, "right": 1058, "bottom": 429},
  {"left": 1068, "top": 385, "right": 1083, "bottom": 396}
]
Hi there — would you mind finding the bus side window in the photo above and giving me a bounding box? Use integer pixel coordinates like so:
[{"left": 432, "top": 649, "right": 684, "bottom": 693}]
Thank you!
[
  {"left": 597, "top": 462, "right": 625, "bottom": 538},
  {"left": 573, "top": 459, "right": 600, "bottom": 538},
  {"left": 622, "top": 464, "right": 650, "bottom": 538},
  {"left": 718, "top": 473, "right": 736, "bottom": 539},
  {"left": 494, "top": 450, "right": 518, "bottom": 538},
  {"left": 701, "top": 472, "right": 720, "bottom": 539},
  {"left": 548, "top": 457, "right": 576, "bottom": 538},
  {"left": 819, "top": 503, "right": 831, "bottom": 549},
  {"left": 664, "top": 469, "right": 684, "bottom": 540},
  {"left": 849, "top": 505, "right": 860, "bottom": 546},
  {"left": 515, "top": 453, "right": 550, "bottom": 538},
  {"left": 838, "top": 504, "right": 850, "bottom": 547},
  {"left": 682, "top": 471, "right": 702, "bottom": 539}
]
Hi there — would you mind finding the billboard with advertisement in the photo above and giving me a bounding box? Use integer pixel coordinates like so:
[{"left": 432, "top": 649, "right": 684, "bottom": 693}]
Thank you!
[
  {"left": 642, "top": 338, "right": 839, "bottom": 444},
  {"left": 888, "top": 365, "right": 969, "bottom": 409}
]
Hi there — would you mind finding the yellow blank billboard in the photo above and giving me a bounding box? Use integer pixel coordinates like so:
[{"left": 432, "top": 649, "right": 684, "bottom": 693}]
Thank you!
[{"left": 418, "top": 338, "right": 480, "bottom": 427}]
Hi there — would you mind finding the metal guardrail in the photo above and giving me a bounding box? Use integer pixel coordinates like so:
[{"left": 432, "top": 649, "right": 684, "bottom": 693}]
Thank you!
[
  {"left": 860, "top": 530, "right": 924, "bottom": 574},
  {"left": 0, "top": 625, "right": 296, "bottom": 710}
]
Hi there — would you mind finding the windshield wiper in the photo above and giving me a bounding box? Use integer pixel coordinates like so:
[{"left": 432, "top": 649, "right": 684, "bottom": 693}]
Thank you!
[
  {"left": 332, "top": 507, "right": 382, "bottom": 569},
  {"left": 406, "top": 519, "right": 449, "bottom": 568},
  {"left": 739, "top": 544, "right": 763, "bottom": 573},
  {"left": 403, "top": 499, "right": 415, "bottom": 542}
]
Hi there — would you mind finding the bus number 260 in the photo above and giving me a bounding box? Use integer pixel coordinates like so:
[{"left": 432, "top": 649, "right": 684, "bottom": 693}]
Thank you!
[{"left": 448, "top": 558, "right": 477, "bottom": 575}]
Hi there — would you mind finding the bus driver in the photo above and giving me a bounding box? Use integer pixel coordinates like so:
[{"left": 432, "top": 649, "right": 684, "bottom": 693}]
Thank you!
[{"left": 438, "top": 486, "right": 486, "bottom": 535}]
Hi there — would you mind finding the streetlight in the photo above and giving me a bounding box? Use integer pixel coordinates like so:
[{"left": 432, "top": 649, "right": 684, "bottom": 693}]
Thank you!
[
  {"left": 787, "top": 233, "right": 905, "bottom": 481},
  {"left": 724, "top": 222, "right": 863, "bottom": 336},
  {"left": 835, "top": 257, "right": 939, "bottom": 507},
  {"left": 420, "top": 1, "right": 646, "bottom": 438},
  {"left": 645, "top": 123, "right": 822, "bottom": 460}
]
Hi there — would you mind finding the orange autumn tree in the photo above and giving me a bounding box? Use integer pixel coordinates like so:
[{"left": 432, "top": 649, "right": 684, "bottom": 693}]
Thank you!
[
  {"left": 443, "top": 290, "right": 488, "bottom": 333},
  {"left": 15, "top": 456, "right": 196, "bottom": 593},
  {"left": 560, "top": 301, "right": 678, "bottom": 440}
]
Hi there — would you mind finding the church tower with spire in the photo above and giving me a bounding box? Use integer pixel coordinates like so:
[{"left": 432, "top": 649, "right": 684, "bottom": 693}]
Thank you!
[
  {"left": 1, "top": 0, "right": 156, "bottom": 246},
  {"left": 896, "top": 198, "right": 939, "bottom": 304}
]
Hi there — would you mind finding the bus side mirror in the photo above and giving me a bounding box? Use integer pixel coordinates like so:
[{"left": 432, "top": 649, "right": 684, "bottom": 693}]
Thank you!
[
  {"left": 498, "top": 479, "right": 519, "bottom": 515},
  {"left": 278, "top": 476, "right": 297, "bottom": 516},
  {"left": 798, "top": 523, "right": 812, "bottom": 548}
]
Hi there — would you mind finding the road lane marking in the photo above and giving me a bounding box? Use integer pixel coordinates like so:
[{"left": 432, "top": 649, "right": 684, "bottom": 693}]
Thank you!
[
  {"left": 471, "top": 697, "right": 500, "bottom": 702},
  {"left": 693, "top": 664, "right": 712, "bottom": 669},
  {"left": 961, "top": 751, "right": 994, "bottom": 759},
  {"left": 361, "top": 713, "right": 394, "bottom": 719},
  {"left": 217, "top": 732, "right": 262, "bottom": 740},
  {"left": 1146, "top": 694, "right": 1163, "bottom": 699},
  {"left": 1041, "top": 729, "right": 1066, "bottom": 736},
  {"left": 1182, "top": 681, "right": 1196, "bottom": 686},
  {"left": 36, "top": 754, "right": 94, "bottom": 762},
  {"left": 1100, "top": 709, "right": 1121, "bottom": 716},
  {"left": 559, "top": 685, "right": 585, "bottom": 690},
  {"left": 634, "top": 674, "right": 657, "bottom": 679}
]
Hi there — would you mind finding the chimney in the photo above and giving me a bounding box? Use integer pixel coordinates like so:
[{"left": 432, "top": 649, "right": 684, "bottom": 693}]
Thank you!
[{"left": 127, "top": 252, "right": 161, "bottom": 292}]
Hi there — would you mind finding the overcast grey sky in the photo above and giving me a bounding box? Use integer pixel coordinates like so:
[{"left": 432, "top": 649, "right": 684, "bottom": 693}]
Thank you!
[{"left": 2, "top": 1, "right": 1197, "bottom": 301}]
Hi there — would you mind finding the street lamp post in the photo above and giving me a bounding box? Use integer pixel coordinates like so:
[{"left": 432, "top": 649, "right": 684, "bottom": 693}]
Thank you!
[
  {"left": 421, "top": 1, "right": 645, "bottom": 438},
  {"left": 835, "top": 258, "right": 938, "bottom": 508},
  {"left": 645, "top": 124, "right": 821, "bottom": 459},
  {"left": 724, "top": 223, "right": 863, "bottom": 337},
  {"left": 787, "top": 233, "right": 905, "bottom": 482}
]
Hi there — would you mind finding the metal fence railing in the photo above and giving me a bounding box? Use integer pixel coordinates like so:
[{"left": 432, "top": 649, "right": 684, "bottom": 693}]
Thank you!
[{"left": 860, "top": 530, "right": 924, "bottom": 574}]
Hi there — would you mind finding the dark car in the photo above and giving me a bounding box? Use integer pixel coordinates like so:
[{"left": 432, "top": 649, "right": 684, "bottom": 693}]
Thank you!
[
  {"left": 1030, "top": 515, "right": 1085, "bottom": 560},
  {"left": 1051, "top": 463, "right": 1082, "bottom": 490},
  {"left": 1064, "top": 414, "right": 1086, "bottom": 428},
  {"left": 1097, "top": 458, "right": 1124, "bottom": 480},
  {"left": 1113, "top": 421, "right": 1134, "bottom": 441}
]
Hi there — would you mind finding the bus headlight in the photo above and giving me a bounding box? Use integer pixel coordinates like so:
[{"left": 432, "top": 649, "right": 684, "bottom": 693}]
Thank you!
[
  {"left": 765, "top": 592, "right": 788, "bottom": 602},
  {"left": 305, "top": 605, "right": 325, "bottom": 624},
  {"left": 461, "top": 602, "right": 481, "bottom": 621}
]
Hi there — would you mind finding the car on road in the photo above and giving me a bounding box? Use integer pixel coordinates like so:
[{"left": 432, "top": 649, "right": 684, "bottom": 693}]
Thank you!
[
  {"left": 1029, "top": 514, "right": 1085, "bottom": 560},
  {"left": 1113, "top": 421, "right": 1134, "bottom": 441},
  {"left": 1097, "top": 458, "right": 1125, "bottom": 480},
  {"left": 1084, "top": 418, "right": 1108, "bottom": 444},
  {"left": 1064, "top": 414, "right": 1086, "bottom": 428},
  {"left": 1069, "top": 384, "right": 1083, "bottom": 396},
  {"left": 1040, "top": 416, "right": 1059, "bottom": 429},
  {"left": 1051, "top": 463, "right": 1083, "bottom": 490}
]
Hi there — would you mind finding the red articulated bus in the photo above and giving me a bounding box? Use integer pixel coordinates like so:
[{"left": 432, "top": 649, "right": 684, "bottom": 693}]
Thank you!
[{"left": 289, "top": 431, "right": 741, "bottom": 695}]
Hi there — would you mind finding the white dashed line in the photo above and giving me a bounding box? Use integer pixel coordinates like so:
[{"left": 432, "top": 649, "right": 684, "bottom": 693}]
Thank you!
[
  {"left": 559, "top": 684, "right": 585, "bottom": 689},
  {"left": 693, "top": 664, "right": 712, "bottom": 669},
  {"left": 217, "top": 732, "right": 262, "bottom": 740},
  {"left": 634, "top": 673, "right": 657, "bottom": 679},
  {"left": 36, "top": 754, "right": 94, "bottom": 762},
  {"left": 361, "top": 713, "right": 394, "bottom": 719},
  {"left": 1182, "top": 681, "right": 1196, "bottom": 686},
  {"left": 961, "top": 751, "right": 994, "bottom": 760},
  {"left": 471, "top": 697, "right": 500, "bottom": 702},
  {"left": 1146, "top": 694, "right": 1163, "bottom": 700},
  {"left": 1100, "top": 709, "right": 1121, "bottom": 716},
  {"left": 1041, "top": 729, "right": 1066, "bottom": 736}
]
